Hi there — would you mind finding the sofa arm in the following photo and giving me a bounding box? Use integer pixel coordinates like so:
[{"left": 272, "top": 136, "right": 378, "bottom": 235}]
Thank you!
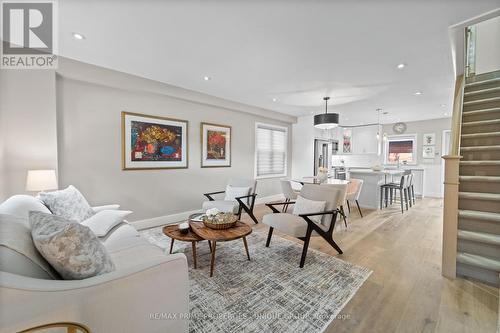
[
  {"left": 92, "top": 204, "right": 120, "bottom": 212},
  {"left": 0, "top": 253, "right": 189, "bottom": 333}
]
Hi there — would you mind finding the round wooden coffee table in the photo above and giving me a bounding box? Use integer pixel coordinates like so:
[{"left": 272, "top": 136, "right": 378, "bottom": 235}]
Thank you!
[
  {"left": 162, "top": 224, "right": 206, "bottom": 269},
  {"left": 189, "top": 221, "right": 252, "bottom": 277}
]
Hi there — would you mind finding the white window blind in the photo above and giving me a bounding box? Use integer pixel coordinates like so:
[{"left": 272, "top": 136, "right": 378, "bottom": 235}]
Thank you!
[{"left": 255, "top": 123, "right": 287, "bottom": 178}]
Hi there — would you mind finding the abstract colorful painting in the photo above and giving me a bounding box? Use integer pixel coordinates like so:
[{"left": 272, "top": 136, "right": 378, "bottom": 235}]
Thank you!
[
  {"left": 122, "top": 112, "right": 188, "bottom": 170},
  {"left": 201, "top": 123, "right": 231, "bottom": 167}
]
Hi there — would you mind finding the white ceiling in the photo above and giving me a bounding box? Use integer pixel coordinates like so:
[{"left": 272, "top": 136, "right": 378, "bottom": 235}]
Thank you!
[{"left": 58, "top": 0, "right": 499, "bottom": 125}]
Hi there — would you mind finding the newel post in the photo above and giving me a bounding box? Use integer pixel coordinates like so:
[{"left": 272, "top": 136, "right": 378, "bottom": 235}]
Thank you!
[{"left": 441, "top": 155, "right": 461, "bottom": 279}]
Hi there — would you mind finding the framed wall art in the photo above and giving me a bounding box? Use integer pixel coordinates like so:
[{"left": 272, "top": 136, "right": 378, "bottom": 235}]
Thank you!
[
  {"left": 423, "top": 133, "right": 436, "bottom": 146},
  {"left": 422, "top": 145, "right": 435, "bottom": 159},
  {"left": 122, "top": 112, "right": 188, "bottom": 170},
  {"left": 343, "top": 128, "right": 352, "bottom": 154},
  {"left": 201, "top": 122, "right": 231, "bottom": 168}
]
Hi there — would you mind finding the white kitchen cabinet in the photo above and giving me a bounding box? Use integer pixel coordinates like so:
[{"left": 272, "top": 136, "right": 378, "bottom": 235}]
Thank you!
[{"left": 352, "top": 125, "right": 381, "bottom": 154}]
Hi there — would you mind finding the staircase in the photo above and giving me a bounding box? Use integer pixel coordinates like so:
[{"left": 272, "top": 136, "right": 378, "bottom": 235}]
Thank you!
[{"left": 457, "top": 71, "right": 500, "bottom": 286}]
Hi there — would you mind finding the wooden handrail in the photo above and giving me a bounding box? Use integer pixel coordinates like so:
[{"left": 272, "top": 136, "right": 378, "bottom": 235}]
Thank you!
[{"left": 449, "top": 74, "right": 464, "bottom": 156}]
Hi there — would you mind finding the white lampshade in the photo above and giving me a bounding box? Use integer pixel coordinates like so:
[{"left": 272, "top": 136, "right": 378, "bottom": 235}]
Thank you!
[{"left": 26, "top": 170, "right": 58, "bottom": 192}]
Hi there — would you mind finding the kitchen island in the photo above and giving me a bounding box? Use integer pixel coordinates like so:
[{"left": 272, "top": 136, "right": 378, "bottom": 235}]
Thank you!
[{"left": 348, "top": 169, "right": 404, "bottom": 209}]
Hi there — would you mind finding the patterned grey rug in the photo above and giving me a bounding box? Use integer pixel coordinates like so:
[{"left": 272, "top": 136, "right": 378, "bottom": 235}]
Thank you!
[{"left": 141, "top": 226, "right": 371, "bottom": 333}]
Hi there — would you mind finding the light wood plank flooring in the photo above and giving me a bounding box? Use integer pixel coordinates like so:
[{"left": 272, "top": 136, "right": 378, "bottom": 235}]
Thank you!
[{"left": 238, "top": 198, "right": 499, "bottom": 333}]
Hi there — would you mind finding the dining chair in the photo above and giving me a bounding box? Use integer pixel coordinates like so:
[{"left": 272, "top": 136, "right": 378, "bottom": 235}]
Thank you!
[
  {"left": 280, "top": 179, "right": 300, "bottom": 212},
  {"left": 263, "top": 184, "right": 342, "bottom": 267},
  {"left": 346, "top": 178, "right": 364, "bottom": 217},
  {"left": 321, "top": 183, "right": 348, "bottom": 228},
  {"left": 202, "top": 178, "right": 259, "bottom": 223}
]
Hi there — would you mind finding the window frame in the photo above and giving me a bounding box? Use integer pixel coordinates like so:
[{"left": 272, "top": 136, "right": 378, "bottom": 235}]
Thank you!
[
  {"left": 254, "top": 122, "right": 289, "bottom": 179},
  {"left": 384, "top": 134, "right": 418, "bottom": 165}
]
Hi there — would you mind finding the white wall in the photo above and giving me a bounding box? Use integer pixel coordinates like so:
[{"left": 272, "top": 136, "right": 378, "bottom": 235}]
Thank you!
[
  {"left": 0, "top": 70, "right": 58, "bottom": 200},
  {"left": 475, "top": 15, "right": 500, "bottom": 75},
  {"left": 291, "top": 115, "right": 315, "bottom": 178},
  {"left": 53, "top": 59, "right": 294, "bottom": 221}
]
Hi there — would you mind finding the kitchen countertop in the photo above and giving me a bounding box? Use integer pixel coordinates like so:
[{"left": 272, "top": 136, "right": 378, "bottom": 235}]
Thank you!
[{"left": 348, "top": 169, "right": 405, "bottom": 175}]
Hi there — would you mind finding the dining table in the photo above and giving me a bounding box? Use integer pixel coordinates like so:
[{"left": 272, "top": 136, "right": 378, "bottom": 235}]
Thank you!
[{"left": 292, "top": 177, "right": 350, "bottom": 186}]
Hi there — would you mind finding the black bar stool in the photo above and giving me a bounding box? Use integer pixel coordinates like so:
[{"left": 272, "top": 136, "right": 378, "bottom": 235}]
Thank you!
[{"left": 380, "top": 173, "right": 410, "bottom": 214}]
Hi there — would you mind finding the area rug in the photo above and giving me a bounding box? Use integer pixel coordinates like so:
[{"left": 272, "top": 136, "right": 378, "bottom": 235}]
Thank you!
[{"left": 141, "top": 226, "right": 372, "bottom": 333}]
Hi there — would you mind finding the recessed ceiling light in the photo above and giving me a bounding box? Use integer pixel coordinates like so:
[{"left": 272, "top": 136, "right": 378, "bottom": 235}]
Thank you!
[
  {"left": 72, "top": 32, "right": 85, "bottom": 40},
  {"left": 397, "top": 63, "right": 406, "bottom": 69},
  {"left": 414, "top": 91, "right": 423, "bottom": 96},
  {"left": 272, "top": 98, "right": 277, "bottom": 102},
  {"left": 440, "top": 104, "right": 446, "bottom": 108},
  {"left": 203, "top": 76, "right": 211, "bottom": 81},
  {"left": 444, "top": 112, "right": 448, "bottom": 116}
]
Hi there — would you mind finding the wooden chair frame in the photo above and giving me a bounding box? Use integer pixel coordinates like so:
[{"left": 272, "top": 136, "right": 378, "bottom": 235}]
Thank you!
[
  {"left": 265, "top": 201, "right": 342, "bottom": 267},
  {"left": 204, "top": 191, "right": 259, "bottom": 224}
]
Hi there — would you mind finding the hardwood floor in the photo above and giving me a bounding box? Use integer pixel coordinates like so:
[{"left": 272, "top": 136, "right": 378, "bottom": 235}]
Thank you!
[{"left": 239, "top": 198, "right": 499, "bottom": 333}]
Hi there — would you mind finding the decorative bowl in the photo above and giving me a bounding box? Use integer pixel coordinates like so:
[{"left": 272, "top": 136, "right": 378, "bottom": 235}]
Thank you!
[{"left": 202, "top": 213, "right": 238, "bottom": 230}]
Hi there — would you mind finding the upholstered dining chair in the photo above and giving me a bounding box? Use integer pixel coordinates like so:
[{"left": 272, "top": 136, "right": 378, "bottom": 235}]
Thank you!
[
  {"left": 321, "top": 183, "right": 348, "bottom": 228},
  {"left": 202, "top": 178, "right": 259, "bottom": 223},
  {"left": 280, "top": 179, "right": 300, "bottom": 212},
  {"left": 346, "top": 179, "right": 364, "bottom": 217},
  {"left": 263, "top": 184, "right": 342, "bottom": 267}
]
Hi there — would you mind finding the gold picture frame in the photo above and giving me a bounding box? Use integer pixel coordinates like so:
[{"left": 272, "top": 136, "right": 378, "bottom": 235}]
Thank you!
[
  {"left": 200, "top": 122, "right": 231, "bottom": 168},
  {"left": 121, "top": 111, "right": 189, "bottom": 170}
]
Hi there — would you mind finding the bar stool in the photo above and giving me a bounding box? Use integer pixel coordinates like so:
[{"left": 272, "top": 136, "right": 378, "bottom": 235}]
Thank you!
[{"left": 380, "top": 174, "right": 409, "bottom": 214}]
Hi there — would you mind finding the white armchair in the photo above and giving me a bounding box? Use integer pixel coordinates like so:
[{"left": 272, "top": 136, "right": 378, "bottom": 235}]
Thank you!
[
  {"left": 262, "top": 184, "right": 343, "bottom": 267},
  {"left": 202, "top": 178, "right": 258, "bottom": 223},
  {"left": 346, "top": 178, "right": 364, "bottom": 217}
]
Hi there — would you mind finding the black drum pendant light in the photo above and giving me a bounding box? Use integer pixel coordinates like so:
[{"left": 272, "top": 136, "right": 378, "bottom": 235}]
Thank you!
[{"left": 314, "top": 97, "right": 339, "bottom": 129}]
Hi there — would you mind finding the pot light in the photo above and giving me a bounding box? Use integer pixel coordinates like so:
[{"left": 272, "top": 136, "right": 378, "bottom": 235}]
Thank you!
[
  {"left": 272, "top": 98, "right": 277, "bottom": 102},
  {"left": 72, "top": 32, "right": 85, "bottom": 40},
  {"left": 203, "top": 76, "right": 211, "bottom": 81},
  {"left": 444, "top": 112, "right": 449, "bottom": 116},
  {"left": 440, "top": 104, "right": 446, "bottom": 108},
  {"left": 414, "top": 91, "right": 423, "bottom": 96},
  {"left": 397, "top": 63, "right": 406, "bottom": 69}
]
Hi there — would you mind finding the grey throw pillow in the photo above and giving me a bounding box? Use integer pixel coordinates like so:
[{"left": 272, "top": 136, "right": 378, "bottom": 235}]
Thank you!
[
  {"left": 38, "top": 185, "right": 95, "bottom": 222},
  {"left": 29, "top": 211, "right": 115, "bottom": 280}
]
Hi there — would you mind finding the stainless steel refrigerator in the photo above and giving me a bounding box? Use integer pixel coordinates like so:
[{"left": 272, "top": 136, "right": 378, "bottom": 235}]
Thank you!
[{"left": 313, "top": 139, "right": 338, "bottom": 176}]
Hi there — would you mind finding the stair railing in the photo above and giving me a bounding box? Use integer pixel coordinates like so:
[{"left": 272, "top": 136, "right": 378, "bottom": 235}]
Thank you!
[{"left": 441, "top": 72, "right": 465, "bottom": 279}]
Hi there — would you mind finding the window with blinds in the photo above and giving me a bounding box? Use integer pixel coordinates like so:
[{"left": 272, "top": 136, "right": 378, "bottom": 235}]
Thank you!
[
  {"left": 385, "top": 135, "right": 417, "bottom": 164},
  {"left": 255, "top": 123, "right": 288, "bottom": 178}
]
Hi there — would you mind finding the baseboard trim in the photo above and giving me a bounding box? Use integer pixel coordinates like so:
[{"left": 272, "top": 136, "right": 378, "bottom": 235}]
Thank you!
[{"left": 131, "top": 194, "right": 284, "bottom": 230}]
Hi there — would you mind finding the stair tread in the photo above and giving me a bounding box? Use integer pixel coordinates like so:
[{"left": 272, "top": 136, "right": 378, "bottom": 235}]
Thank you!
[
  {"left": 462, "top": 107, "right": 500, "bottom": 115},
  {"left": 462, "top": 118, "right": 500, "bottom": 126},
  {"left": 460, "top": 160, "right": 500, "bottom": 165},
  {"left": 463, "top": 96, "right": 500, "bottom": 105},
  {"left": 461, "top": 131, "right": 500, "bottom": 138},
  {"left": 464, "top": 86, "right": 500, "bottom": 96},
  {"left": 460, "top": 145, "right": 500, "bottom": 151},
  {"left": 459, "top": 175, "right": 500, "bottom": 182},
  {"left": 459, "top": 191, "right": 500, "bottom": 201},
  {"left": 458, "top": 230, "right": 500, "bottom": 246},
  {"left": 457, "top": 252, "right": 500, "bottom": 271},
  {"left": 459, "top": 209, "right": 500, "bottom": 222}
]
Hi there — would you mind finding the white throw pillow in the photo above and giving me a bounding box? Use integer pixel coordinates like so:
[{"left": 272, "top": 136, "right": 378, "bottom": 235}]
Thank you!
[
  {"left": 224, "top": 185, "right": 250, "bottom": 201},
  {"left": 81, "top": 210, "right": 132, "bottom": 237},
  {"left": 38, "top": 185, "right": 95, "bottom": 222},
  {"left": 292, "top": 195, "right": 326, "bottom": 224},
  {"left": 29, "top": 211, "right": 115, "bottom": 280}
]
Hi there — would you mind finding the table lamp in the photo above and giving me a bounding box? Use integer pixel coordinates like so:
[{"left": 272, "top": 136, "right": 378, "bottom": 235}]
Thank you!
[{"left": 26, "top": 170, "right": 58, "bottom": 193}]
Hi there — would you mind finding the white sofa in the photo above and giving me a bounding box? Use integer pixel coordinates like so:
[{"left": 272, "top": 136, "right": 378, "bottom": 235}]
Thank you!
[{"left": 0, "top": 195, "right": 189, "bottom": 333}]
